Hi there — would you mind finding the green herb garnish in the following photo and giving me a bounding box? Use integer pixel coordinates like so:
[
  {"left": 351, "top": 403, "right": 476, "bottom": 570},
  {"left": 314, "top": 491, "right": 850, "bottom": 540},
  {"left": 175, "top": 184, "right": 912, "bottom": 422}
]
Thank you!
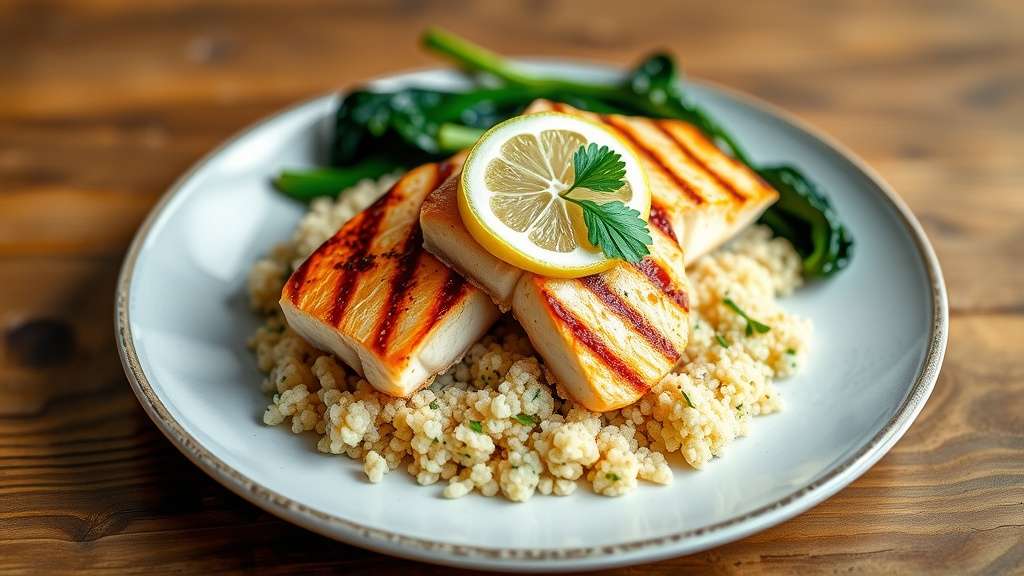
[
  {"left": 429, "top": 400, "right": 439, "bottom": 410},
  {"left": 681, "top": 390, "right": 695, "bottom": 409},
  {"left": 785, "top": 348, "right": 796, "bottom": 355},
  {"left": 558, "top": 145, "right": 651, "bottom": 263},
  {"left": 715, "top": 334, "right": 730, "bottom": 348},
  {"left": 514, "top": 413, "right": 538, "bottom": 427},
  {"left": 566, "top": 143, "right": 626, "bottom": 193},
  {"left": 605, "top": 472, "right": 620, "bottom": 482},
  {"left": 468, "top": 420, "right": 483, "bottom": 433},
  {"left": 723, "top": 297, "right": 771, "bottom": 336},
  {"left": 530, "top": 388, "right": 542, "bottom": 401}
]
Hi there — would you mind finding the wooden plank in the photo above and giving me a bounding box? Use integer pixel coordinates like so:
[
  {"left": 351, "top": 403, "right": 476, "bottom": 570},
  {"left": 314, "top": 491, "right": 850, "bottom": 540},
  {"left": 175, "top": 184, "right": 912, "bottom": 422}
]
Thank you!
[{"left": 0, "top": 0, "right": 1022, "bottom": 573}]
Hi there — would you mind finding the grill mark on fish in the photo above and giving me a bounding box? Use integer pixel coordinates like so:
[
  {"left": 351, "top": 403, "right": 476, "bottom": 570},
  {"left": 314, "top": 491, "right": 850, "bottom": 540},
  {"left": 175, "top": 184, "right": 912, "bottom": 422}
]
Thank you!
[
  {"left": 599, "top": 114, "right": 706, "bottom": 205},
  {"left": 541, "top": 289, "right": 650, "bottom": 393},
  {"left": 578, "top": 275, "right": 679, "bottom": 362},
  {"left": 396, "top": 267, "right": 469, "bottom": 359},
  {"left": 372, "top": 164, "right": 445, "bottom": 352},
  {"left": 438, "top": 270, "right": 469, "bottom": 318},
  {"left": 655, "top": 120, "right": 747, "bottom": 202},
  {"left": 430, "top": 270, "right": 469, "bottom": 334},
  {"left": 648, "top": 201, "right": 677, "bottom": 243},
  {"left": 288, "top": 236, "right": 338, "bottom": 304},
  {"left": 633, "top": 258, "right": 690, "bottom": 311},
  {"left": 372, "top": 226, "right": 425, "bottom": 353},
  {"left": 325, "top": 182, "right": 396, "bottom": 326}
]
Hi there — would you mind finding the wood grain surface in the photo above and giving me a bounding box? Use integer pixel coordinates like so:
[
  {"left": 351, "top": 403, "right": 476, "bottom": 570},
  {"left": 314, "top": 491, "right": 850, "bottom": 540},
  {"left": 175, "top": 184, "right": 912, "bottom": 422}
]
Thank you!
[{"left": 1, "top": 0, "right": 1022, "bottom": 574}]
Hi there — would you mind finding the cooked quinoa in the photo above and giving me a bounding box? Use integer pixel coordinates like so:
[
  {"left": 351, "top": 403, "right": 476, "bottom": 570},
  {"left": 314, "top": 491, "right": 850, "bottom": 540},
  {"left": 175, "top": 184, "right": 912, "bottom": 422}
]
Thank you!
[{"left": 248, "top": 176, "right": 810, "bottom": 502}]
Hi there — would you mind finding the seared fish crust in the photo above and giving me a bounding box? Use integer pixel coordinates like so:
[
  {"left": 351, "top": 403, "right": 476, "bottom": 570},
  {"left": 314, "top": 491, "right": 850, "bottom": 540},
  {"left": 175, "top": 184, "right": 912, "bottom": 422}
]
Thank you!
[{"left": 281, "top": 156, "right": 500, "bottom": 397}]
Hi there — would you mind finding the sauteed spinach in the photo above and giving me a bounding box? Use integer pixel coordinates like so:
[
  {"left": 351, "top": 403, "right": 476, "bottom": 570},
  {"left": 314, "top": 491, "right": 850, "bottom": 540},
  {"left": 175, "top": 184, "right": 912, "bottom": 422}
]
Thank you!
[{"left": 275, "top": 28, "right": 852, "bottom": 279}]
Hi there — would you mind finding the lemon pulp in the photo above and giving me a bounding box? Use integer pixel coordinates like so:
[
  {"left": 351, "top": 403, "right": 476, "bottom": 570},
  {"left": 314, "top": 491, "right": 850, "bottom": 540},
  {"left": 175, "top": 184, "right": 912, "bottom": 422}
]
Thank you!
[{"left": 459, "top": 112, "right": 650, "bottom": 278}]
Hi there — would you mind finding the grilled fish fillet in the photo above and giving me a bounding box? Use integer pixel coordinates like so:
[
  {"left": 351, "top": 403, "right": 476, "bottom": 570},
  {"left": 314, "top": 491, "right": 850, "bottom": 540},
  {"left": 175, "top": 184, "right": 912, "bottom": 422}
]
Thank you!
[
  {"left": 420, "top": 176, "right": 523, "bottom": 311},
  {"left": 513, "top": 223, "right": 690, "bottom": 411},
  {"left": 280, "top": 158, "right": 501, "bottom": 397}
]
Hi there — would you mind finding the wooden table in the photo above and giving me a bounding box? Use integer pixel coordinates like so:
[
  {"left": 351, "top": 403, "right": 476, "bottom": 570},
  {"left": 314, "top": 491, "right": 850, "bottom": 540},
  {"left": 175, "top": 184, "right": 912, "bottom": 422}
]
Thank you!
[{"left": 2, "top": 1, "right": 1021, "bottom": 573}]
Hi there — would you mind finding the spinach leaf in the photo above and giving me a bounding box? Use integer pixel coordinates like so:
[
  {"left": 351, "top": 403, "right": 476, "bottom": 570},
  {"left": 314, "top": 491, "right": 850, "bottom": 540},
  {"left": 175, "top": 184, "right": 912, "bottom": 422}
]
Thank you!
[
  {"left": 272, "top": 29, "right": 854, "bottom": 279},
  {"left": 421, "top": 29, "right": 854, "bottom": 278},
  {"left": 757, "top": 165, "right": 853, "bottom": 277}
]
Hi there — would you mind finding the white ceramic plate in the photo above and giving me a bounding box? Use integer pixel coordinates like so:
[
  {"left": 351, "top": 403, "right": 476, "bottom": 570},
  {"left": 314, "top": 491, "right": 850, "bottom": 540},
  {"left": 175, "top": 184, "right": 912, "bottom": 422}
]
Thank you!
[{"left": 116, "top": 61, "right": 947, "bottom": 572}]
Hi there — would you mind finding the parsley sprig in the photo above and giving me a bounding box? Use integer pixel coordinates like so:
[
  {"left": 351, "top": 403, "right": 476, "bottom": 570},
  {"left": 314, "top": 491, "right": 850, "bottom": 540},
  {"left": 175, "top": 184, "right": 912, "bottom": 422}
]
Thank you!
[
  {"left": 559, "top": 144, "right": 652, "bottom": 263},
  {"left": 566, "top": 143, "right": 627, "bottom": 194},
  {"left": 723, "top": 297, "right": 771, "bottom": 336}
]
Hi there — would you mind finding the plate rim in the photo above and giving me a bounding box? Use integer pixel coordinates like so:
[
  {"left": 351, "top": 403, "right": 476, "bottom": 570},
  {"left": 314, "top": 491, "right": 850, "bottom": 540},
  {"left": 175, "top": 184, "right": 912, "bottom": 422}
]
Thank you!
[{"left": 115, "top": 61, "right": 948, "bottom": 572}]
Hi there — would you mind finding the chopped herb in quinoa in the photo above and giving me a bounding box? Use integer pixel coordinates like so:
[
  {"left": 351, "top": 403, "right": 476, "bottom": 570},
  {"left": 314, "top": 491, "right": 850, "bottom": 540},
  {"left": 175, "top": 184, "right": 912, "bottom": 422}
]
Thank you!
[
  {"left": 514, "top": 413, "right": 538, "bottom": 427},
  {"left": 715, "top": 334, "right": 730, "bottom": 348},
  {"left": 468, "top": 420, "right": 483, "bottom": 433},
  {"left": 723, "top": 297, "right": 771, "bottom": 336},
  {"left": 680, "top": 389, "right": 695, "bottom": 409},
  {"left": 605, "top": 472, "right": 621, "bottom": 482}
]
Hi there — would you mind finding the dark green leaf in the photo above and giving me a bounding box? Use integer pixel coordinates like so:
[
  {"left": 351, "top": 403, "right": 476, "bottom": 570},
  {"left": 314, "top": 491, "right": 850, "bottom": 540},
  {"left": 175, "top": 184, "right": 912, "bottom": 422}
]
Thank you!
[
  {"left": 567, "top": 198, "right": 651, "bottom": 263},
  {"left": 332, "top": 87, "right": 540, "bottom": 167},
  {"left": 569, "top": 143, "right": 626, "bottom": 193},
  {"left": 605, "top": 472, "right": 620, "bottom": 482},
  {"left": 468, "top": 420, "right": 483, "bottom": 433},
  {"left": 757, "top": 166, "right": 853, "bottom": 278},
  {"left": 715, "top": 334, "right": 730, "bottom": 348}
]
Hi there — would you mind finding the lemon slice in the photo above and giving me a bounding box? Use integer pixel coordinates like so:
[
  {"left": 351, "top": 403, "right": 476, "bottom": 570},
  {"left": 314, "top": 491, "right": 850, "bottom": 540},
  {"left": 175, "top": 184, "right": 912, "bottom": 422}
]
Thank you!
[{"left": 459, "top": 112, "right": 650, "bottom": 278}]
